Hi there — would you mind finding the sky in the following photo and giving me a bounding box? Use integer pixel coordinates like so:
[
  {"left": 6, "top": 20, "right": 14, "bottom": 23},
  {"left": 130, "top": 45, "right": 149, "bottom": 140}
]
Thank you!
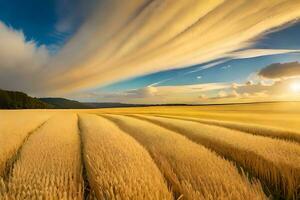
[{"left": 0, "top": 0, "right": 300, "bottom": 104}]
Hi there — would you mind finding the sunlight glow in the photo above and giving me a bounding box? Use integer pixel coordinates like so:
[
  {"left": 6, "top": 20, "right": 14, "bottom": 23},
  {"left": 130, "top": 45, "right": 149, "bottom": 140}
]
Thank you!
[{"left": 290, "top": 82, "right": 300, "bottom": 93}]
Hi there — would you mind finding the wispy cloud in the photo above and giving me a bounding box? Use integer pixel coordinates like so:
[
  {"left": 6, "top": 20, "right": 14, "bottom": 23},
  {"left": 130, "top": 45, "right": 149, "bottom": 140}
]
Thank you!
[
  {"left": 147, "top": 78, "right": 173, "bottom": 87},
  {"left": 183, "top": 60, "right": 227, "bottom": 75},
  {"left": 2, "top": 1, "right": 300, "bottom": 96},
  {"left": 227, "top": 48, "right": 300, "bottom": 59},
  {"left": 221, "top": 65, "right": 230, "bottom": 70}
]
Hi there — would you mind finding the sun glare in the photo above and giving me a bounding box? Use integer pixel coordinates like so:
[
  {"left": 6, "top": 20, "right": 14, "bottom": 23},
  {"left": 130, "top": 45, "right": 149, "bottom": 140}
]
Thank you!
[{"left": 290, "top": 82, "right": 300, "bottom": 93}]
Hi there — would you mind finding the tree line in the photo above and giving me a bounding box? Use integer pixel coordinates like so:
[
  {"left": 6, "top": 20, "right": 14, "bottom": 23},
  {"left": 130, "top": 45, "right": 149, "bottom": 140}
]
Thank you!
[{"left": 0, "top": 89, "right": 53, "bottom": 109}]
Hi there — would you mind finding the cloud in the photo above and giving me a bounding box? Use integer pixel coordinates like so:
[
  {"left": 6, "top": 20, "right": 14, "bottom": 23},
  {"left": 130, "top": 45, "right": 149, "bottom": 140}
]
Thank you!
[
  {"left": 211, "top": 90, "right": 240, "bottom": 99},
  {"left": 232, "top": 77, "right": 300, "bottom": 100},
  {"left": 0, "top": 22, "right": 49, "bottom": 92},
  {"left": 147, "top": 78, "right": 173, "bottom": 87},
  {"left": 2, "top": 1, "right": 300, "bottom": 96},
  {"left": 125, "top": 86, "right": 158, "bottom": 98},
  {"left": 71, "top": 75, "right": 300, "bottom": 104},
  {"left": 195, "top": 77, "right": 300, "bottom": 103},
  {"left": 181, "top": 48, "right": 300, "bottom": 76},
  {"left": 76, "top": 82, "right": 232, "bottom": 104},
  {"left": 258, "top": 61, "right": 300, "bottom": 79},
  {"left": 246, "top": 80, "right": 254, "bottom": 86},
  {"left": 183, "top": 60, "right": 228, "bottom": 75},
  {"left": 34, "top": 0, "right": 300, "bottom": 94},
  {"left": 218, "top": 90, "right": 228, "bottom": 98},
  {"left": 227, "top": 49, "right": 300, "bottom": 59}
]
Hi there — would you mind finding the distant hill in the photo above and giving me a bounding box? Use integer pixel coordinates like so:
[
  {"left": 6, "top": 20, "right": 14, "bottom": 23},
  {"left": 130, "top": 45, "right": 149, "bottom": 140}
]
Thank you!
[
  {"left": 39, "top": 98, "right": 91, "bottom": 109},
  {"left": 0, "top": 89, "right": 53, "bottom": 109},
  {"left": 41, "top": 101, "right": 146, "bottom": 109},
  {"left": 0, "top": 89, "right": 152, "bottom": 109},
  {"left": 0, "top": 89, "right": 194, "bottom": 110},
  {"left": 1, "top": 89, "right": 291, "bottom": 110}
]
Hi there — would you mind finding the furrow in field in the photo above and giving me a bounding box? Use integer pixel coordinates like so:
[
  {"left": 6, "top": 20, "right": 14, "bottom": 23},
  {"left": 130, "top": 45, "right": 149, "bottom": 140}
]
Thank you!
[
  {"left": 1, "top": 113, "right": 84, "bottom": 200},
  {"left": 154, "top": 114, "right": 300, "bottom": 143},
  {"left": 78, "top": 114, "right": 172, "bottom": 200},
  {"left": 1, "top": 120, "right": 47, "bottom": 186},
  {"left": 77, "top": 115, "right": 96, "bottom": 200},
  {"left": 103, "top": 114, "right": 267, "bottom": 200},
  {"left": 131, "top": 114, "right": 300, "bottom": 200},
  {"left": 0, "top": 111, "right": 51, "bottom": 177}
]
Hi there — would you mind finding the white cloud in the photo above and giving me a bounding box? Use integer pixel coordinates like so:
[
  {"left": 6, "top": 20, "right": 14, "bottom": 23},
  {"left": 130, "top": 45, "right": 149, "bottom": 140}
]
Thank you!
[
  {"left": 227, "top": 49, "right": 300, "bottom": 59},
  {"left": 147, "top": 78, "right": 173, "bottom": 87},
  {"left": 183, "top": 60, "right": 228, "bottom": 75},
  {"left": 218, "top": 90, "right": 228, "bottom": 98},
  {"left": 0, "top": 22, "right": 49, "bottom": 92}
]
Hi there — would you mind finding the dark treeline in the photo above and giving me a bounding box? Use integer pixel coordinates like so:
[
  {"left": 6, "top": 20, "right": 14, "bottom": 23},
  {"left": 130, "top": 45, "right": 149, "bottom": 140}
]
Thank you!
[{"left": 0, "top": 89, "right": 53, "bottom": 109}]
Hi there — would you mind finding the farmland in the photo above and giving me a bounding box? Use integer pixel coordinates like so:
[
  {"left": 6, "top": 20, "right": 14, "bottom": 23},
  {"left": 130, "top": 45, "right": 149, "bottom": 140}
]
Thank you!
[{"left": 0, "top": 102, "right": 300, "bottom": 199}]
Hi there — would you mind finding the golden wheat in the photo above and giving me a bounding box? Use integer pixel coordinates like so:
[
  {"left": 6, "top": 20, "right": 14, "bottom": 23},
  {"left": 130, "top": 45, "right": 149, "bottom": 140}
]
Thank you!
[
  {"left": 0, "top": 111, "right": 51, "bottom": 176},
  {"left": 155, "top": 114, "right": 300, "bottom": 143},
  {"left": 89, "top": 102, "right": 300, "bottom": 131},
  {"left": 104, "top": 114, "right": 267, "bottom": 200},
  {"left": 132, "top": 114, "right": 300, "bottom": 200},
  {"left": 79, "top": 114, "right": 172, "bottom": 200},
  {"left": 1, "top": 104, "right": 299, "bottom": 199},
  {"left": 1, "top": 113, "right": 84, "bottom": 200}
]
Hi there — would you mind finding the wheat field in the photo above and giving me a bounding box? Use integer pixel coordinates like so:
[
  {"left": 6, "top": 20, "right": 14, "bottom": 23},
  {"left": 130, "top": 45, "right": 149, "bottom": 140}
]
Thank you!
[
  {"left": 1, "top": 113, "right": 84, "bottom": 200},
  {"left": 1, "top": 102, "right": 300, "bottom": 199},
  {"left": 128, "top": 115, "right": 300, "bottom": 199},
  {"left": 78, "top": 114, "right": 172, "bottom": 199},
  {"left": 0, "top": 111, "right": 52, "bottom": 177},
  {"left": 103, "top": 114, "right": 266, "bottom": 200}
]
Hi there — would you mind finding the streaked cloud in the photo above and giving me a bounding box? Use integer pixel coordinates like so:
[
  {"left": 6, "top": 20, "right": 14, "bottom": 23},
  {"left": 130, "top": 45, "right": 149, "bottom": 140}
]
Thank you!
[
  {"left": 183, "top": 60, "right": 227, "bottom": 75},
  {"left": 147, "top": 78, "right": 173, "bottom": 87},
  {"left": 2, "top": 0, "right": 300, "bottom": 97},
  {"left": 36, "top": 0, "right": 300, "bottom": 94},
  {"left": 226, "top": 48, "right": 300, "bottom": 59}
]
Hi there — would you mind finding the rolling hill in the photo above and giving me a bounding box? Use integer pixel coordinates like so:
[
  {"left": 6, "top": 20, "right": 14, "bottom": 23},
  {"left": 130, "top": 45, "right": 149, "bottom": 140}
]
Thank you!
[
  {"left": 0, "top": 89, "right": 53, "bottom": 109},
  {"left": 39, "top": 98, "right": 91, "bottom": 109}
]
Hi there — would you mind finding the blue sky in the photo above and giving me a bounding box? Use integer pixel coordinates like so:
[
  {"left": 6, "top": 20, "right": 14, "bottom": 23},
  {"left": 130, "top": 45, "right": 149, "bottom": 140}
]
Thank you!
[
  {"left": 0, "top": 0, "right": 84, "bottom": 53},
  {"left": 0, "top": 0, "right": 58, "bottom": 45},
  {"left": 1, "top": 1, "right": 300, "bottom": 103}
]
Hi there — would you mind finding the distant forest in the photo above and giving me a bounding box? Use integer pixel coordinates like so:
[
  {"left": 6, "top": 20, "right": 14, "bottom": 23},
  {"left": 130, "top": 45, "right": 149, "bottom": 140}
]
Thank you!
[
  {"left": 0, "top": 89, "right": 52, "bottom": 109},
  {"left": 0, "top": 89, "right": 191, "bottom": 109}
]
